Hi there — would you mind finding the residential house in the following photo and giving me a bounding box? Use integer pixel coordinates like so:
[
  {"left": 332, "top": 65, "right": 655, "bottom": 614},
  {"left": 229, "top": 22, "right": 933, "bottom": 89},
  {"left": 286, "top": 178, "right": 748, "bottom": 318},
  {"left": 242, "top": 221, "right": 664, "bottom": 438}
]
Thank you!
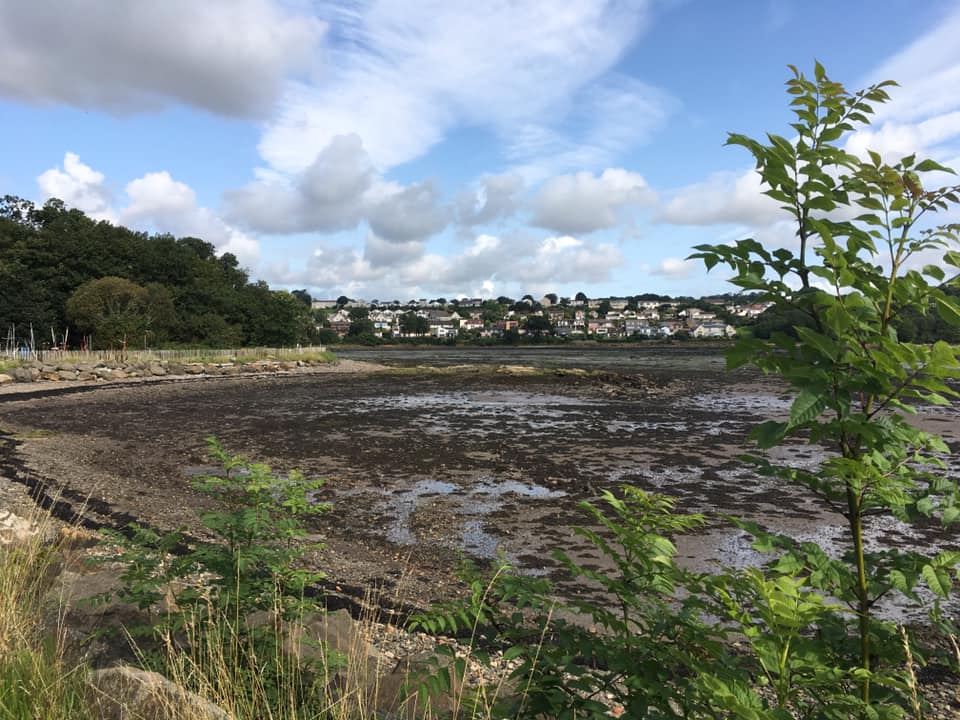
[
  {"left": 692, "top": 322, "right": 736, "bottom": 338},
  {"left": 328, "top": 309, "right": 352, "bottom": 336}
]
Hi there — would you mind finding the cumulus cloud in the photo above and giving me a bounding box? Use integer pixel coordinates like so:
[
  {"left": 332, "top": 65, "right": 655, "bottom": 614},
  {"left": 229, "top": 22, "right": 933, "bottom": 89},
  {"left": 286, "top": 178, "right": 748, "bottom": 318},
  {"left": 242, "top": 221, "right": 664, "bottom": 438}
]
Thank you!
[
  {"left": 227, "top": 135, "right": 449, "bottom": 243},
  {"left": 532, "top": 168, "right": 653, "bottom": 235},
  {"left": 457, "top": 173, "right": 525, "bottom": 226},
  {"left": 658, "top": 170, "right": 783, "bottom": 227},
  {"left": 649, "top": 257, "right": 695, "bottom": 279},
  {"left": 367, "top": 181, "right": 449, "bottom": 243},
  {"left": 259, "top": 1, "right": 655, "bottom": 172},
  {"left": 37, "top": 154, "right": 261, "bottom": 269},
  {"left": 37, "top": 152, "right": 114, "bottom": 222},
  {"left": 225, "top": 134, "right": 374, "bottom": 234},
  {"left": 121, "top": 171, "right": 260, "bottom": 267},
  {"left": 0, "top": 0, "right": 323, "bottom": 117},
  {"left": 259, "top": 230, "right": 622, "bottom": 300},
  {"left": 363, "top": 233, "right": 424, "bottom": 268}
]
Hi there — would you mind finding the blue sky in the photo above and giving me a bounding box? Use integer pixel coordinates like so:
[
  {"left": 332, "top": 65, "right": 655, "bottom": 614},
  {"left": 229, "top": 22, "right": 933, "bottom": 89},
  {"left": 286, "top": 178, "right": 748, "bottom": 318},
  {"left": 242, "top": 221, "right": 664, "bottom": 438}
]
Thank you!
[{"left": 2, "top": 0, "right": 959, "bottom": 302}]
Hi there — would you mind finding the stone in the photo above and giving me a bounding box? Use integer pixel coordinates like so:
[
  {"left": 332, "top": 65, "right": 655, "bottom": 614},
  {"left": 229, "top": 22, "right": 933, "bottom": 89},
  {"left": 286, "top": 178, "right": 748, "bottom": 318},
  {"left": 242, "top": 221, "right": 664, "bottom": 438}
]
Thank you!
[
  {"left": 148, "top": 364, "right": 167, "bottom": 376},
  {"left": 42, "top": 372, "right": 61, "bottom": 381},
  {"left": 58, "top": 370, "right": 78, "bottom": 381},
  {"left": 12, "top": 366, "right": 36, "bottom": 382},
  {"left": 87, "top": 666, "right": 230, "bottom": 720},
  {"left": 0, "top": 373, "right": 13, "bottom": 385},
  {"left": 0, "top": 510, "right": 37, "bottom": 545}
]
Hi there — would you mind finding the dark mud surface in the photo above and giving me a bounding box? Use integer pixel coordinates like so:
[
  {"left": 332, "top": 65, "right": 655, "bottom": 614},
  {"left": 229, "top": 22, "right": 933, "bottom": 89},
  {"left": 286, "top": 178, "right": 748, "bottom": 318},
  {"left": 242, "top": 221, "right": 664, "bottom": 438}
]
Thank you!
[{"left": 1, "top": 350, "right": 959, "bottom": 620}]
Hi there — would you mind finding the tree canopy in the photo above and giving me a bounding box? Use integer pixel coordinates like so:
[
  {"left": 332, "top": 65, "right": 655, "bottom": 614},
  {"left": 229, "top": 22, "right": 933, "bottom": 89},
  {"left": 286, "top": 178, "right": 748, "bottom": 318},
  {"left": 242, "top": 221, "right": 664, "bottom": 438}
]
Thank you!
[{"left": 0, "top": 196, "right": 318, "bottom": 349}]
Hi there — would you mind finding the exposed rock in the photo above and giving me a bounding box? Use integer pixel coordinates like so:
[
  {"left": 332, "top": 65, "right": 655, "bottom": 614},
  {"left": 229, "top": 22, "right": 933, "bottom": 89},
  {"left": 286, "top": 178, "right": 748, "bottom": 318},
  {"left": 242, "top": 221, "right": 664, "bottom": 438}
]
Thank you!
[
  {"left": 87, "top": 666, "right": 230, "bottom": 720},
  {"left": 12, "top": 366, "right": 36, "bottom": 382},
  {"left": 0, "top": 509, "right": 37, "bottom": 544},
  {"left": 148, "top": 364, "right": 167, "bottom": 376},
  {"left": 57, "top": 370, "right": 78, "bottom": 381},
  {"left": 0, "top": 373, "right": 13, "bottom": 385}
]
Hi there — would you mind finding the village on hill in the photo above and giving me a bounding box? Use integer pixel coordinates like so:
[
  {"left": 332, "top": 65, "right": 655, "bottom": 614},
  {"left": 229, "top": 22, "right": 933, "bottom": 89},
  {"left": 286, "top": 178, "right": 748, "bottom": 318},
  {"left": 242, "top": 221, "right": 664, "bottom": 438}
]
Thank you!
[{"left": 311, "top": 293, "right": 773, "bottom": 341}]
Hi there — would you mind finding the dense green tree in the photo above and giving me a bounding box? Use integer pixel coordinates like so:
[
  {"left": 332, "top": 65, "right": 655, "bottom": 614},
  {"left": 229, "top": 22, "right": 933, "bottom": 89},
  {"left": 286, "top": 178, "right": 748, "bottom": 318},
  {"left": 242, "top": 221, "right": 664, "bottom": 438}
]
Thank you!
[
  {"left": 0, "top": 197, "right": 315, "bottom": 348},
  {"left": 400, "top": 312, "right": 429, "bottom": 335},
  {"left": 66, "top": 277, "right": 152, "bottom": 348},
  {"left": 525, "top": 315, "right": 553, "bottom": 337},
  {"left": 291, "top": 289, "right": 312, "bottom": 307}
]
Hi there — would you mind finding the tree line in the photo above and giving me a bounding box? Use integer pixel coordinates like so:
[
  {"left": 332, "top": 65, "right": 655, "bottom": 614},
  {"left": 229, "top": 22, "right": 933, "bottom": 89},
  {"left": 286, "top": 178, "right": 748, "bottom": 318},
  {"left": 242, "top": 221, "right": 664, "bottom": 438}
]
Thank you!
[{"left": 0, "top": 197, "right": 319, "bottom": 349}]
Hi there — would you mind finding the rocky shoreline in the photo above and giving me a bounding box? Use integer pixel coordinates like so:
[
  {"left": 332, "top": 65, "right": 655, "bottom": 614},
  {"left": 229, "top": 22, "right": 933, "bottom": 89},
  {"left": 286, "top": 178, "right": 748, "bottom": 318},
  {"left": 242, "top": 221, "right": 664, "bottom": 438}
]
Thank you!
[{"left": 0, "top": 356, "right": 339, "bottom": 385}]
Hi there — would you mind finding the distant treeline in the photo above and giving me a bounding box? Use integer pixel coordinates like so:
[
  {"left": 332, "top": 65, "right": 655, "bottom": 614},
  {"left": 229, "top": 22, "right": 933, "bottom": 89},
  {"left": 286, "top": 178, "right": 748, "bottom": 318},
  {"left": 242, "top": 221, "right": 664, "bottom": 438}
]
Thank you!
[
  {"left": 0, "top": 196, "right": 319, "bottom": 349},
  {"left": 747, "top": 287, "right": 960, "bottom": 344}
]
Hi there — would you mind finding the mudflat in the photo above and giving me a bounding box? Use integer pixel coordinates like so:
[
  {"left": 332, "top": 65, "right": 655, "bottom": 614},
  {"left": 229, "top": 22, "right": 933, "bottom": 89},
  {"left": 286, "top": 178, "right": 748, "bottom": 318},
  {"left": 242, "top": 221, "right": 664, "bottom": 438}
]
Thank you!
[{"left": 1, "top": 351, "right": 958, "bottom": 616}]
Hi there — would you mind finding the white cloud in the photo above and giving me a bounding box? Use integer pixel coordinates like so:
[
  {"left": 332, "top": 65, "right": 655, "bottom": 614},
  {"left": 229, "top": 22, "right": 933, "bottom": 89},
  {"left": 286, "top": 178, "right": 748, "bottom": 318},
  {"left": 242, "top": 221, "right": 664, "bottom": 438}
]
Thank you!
[
  {"left": 841, "top": 7, "right": 960, "bottom": 168},
  {"left": 367, "top": 180, "right": 449, "bottom": 243},
  {"left": 865, "top": 7, "right": 960, "bottom": 127},
  {"left": 363, "top": 232, "right": 424, "bottom": 268},
  {"left": 225, "top": 134, "right": 374, "bottom": 234},
  {"left": 457, "top": 173, "right": 525, "bottom": 227},
  {"left": 37, "top": 152, "right": 115, "bottom": 222},
  {"left": 532, "top": 168, "right": 654, "bottom": 235},
  {"left": 227, "top": 135, "right": 448, "bottom": 243},
  {"left": 508, "top": 75, "right": 677, "bottom": 180},
  {"left": 0, "top": 0, "right": 324, "bottom": 117},
  {"left": 259, "top": 1, "right": 654, "bottom": 173},
  {"left": 659, "top": 169, "right": 782, "bottom": 227},
  {"left": 121, "top": 171, "right": 260, "bottom": 268},
  {"left": 259, "top": 229, "right": 622, "bottom": 299},
  {"left": 649, "top": 257, "right": 695, "bottom": 279}
]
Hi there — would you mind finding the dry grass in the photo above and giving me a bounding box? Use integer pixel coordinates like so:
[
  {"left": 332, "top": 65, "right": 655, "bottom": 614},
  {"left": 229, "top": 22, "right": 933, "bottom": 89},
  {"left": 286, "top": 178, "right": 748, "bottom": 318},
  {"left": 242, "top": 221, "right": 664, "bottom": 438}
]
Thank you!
[
  {"left": 0, "top": 508, "right": 91, "bottom": 719},
  {"left": 0, "top": 505, "right": 522, "bottom": 719}
]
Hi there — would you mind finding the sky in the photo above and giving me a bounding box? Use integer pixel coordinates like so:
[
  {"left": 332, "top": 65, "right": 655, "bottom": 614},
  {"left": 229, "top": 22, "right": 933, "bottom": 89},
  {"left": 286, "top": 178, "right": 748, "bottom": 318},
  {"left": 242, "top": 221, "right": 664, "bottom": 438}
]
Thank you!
[{"left": 2, "top": 0, "right": 959, "bottom": 303}]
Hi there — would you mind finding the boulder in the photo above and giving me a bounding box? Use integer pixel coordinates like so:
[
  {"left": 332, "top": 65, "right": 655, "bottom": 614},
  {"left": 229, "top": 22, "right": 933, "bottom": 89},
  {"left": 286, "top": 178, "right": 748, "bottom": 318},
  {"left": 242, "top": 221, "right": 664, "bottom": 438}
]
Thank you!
[
  {"left": 58, "top": 370, "right": 78, "bottom": 381},
  {"left": 12, "top": 366, "right": 36, "bottom": 382},
  {"left": 87, "top": 666, "right": 230, "bottom": 720},
  {"left": 0, "top": 373, "right": 13, "bottom": 385},
  {"left": 148, "top": 364, "right": 167, "bottom": 376}
]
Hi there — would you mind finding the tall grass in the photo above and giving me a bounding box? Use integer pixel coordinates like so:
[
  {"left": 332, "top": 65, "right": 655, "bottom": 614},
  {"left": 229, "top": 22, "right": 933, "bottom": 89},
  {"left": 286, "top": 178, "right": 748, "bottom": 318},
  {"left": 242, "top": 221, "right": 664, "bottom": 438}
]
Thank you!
[{"left": 0, "top": 512, "right": 91, "bottom": 719}]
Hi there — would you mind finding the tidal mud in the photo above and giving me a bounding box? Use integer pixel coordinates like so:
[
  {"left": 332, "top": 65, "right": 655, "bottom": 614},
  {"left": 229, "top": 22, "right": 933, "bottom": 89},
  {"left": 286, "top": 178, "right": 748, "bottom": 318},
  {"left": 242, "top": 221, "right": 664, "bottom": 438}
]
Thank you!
[{"left": 1, "top": 350, "right": 958, "bottom": 618}]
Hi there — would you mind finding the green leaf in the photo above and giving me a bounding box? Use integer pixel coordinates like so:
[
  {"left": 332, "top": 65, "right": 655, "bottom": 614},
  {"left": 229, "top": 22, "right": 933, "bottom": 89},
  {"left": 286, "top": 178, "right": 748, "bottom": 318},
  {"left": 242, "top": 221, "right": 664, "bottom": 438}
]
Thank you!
[
  {"left": 915, "top": 158, "right": 955, "bottom": 174},
  {"left": 935, "top": 296, "right": 960, "bottom": 327},
  {"left": 788, "top": 388, "right": 828, "bottom": 429},
  {"left": 922, "top": 564, "right": 952, "bottom": 598},
  {"left": 795, "top": 327, "right": 839, "bottom": 361},
  {"left": 752, "top": 421, "right": 788, "bottom": 449}
]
